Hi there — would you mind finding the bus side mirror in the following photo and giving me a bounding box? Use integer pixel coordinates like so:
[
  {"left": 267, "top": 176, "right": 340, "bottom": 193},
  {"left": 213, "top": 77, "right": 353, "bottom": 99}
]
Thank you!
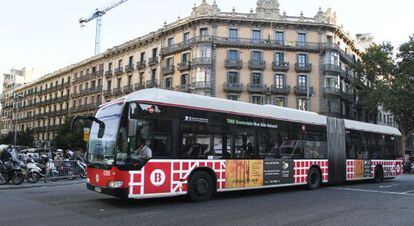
[{"left": 128, "top": 119, "right": 139, "bottom": 137}]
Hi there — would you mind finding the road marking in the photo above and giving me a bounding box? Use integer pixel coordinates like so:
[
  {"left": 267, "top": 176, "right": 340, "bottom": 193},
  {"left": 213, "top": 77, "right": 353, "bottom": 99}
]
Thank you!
[
  {"left": 401, "top": 190, "right": 414, "bottom": 194},
  {"left": 379, "top": 184, "right": 399, "bottom": 189},
  {"left": 335, "top": 187, "right": 414, "bottom": 196}
]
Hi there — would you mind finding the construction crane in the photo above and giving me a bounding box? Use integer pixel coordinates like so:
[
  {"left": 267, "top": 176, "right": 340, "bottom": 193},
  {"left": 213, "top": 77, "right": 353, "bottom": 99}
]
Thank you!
[{"left": 79, "top": 0, "right": 128, "bottom": 55}]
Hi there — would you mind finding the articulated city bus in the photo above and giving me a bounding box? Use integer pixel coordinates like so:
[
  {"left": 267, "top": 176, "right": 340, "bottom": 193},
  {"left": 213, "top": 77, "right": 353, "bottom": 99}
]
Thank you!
[{"left": 76, "top": 88, "right": 403, "bottom": 202}]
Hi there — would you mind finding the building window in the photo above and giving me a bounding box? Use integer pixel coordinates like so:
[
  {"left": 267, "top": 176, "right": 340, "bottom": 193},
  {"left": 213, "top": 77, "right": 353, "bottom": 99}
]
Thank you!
[
  {"left": 252, "top": 29, "right": 261, "bottom": 43},
  {"left": 251, "top": 96, "right": 264, "bottom": 105},
  {"left": 117, "top": 78, "right": 121, "bottom": 88},
  {"left": 227, "top": 95, "right": 239, "bottom": 101},
  {"left": 251, "top": 51, "right": 262, "bottom": 62},
  {"left": 229, "top": 28, "right": 238, "bottom": 41},
  {"left": 108, "top": 62, "right": 112, "bottom": 71},
  {"left": 297, "top": 54, "right": 308, "bottom": 66},
  {"left": 227, "top": 72, "right": 239, "bottom": 84},
  {"left": 274, "top": 74, "right": 285, "bottom": 88},
  {"left": 275, "top": 31, "right": 284, "bottom": 44},
  {"left": 183, "top": 32, "right": 190, "bottom": 44},
  {"left": 297, "top": 98, "right": 307, "bottom": 111},
  {"left": 181, "top": 52, "right": 189, "bottom": 62},
  {"left": 166, "top": 57, "right": 173, "bottom": 66},
  {"left": 167, "top": 37, "right": 174, "bottom": 48},
  {"left": 273, "top": 96, "right": 286, "bottom": 107},
  {"left": 140, "top": 52, "right": 145, "bottom": 62},
  {"left": 128, "top": 56, "right": 134, "bottom": 66},
  {"left": 228, "top": 50, "right": 239, "bottom": 60},
  {"left": 297, "top": 33, "right": 307, "bottom": 45},
  {"left": 275, "top": 52, "right": 285, "bottom": 65},
  {"left": 200, "top": 27, "right": 208, "bottom": 37},
  {"left": 151, "top": 69, "right": 157, "bottom": 81},
  {"left": 298, "top": 75, "right": 307, "bottom": 89},
  {"left": 164, "top": 77, "right": 172, "bottom": 88},
  {"left": 181, "top": 74, "right": 188, "bottom": 85},
  {"left": 118, "top": 59, "right": 122, "bottom": 68},
  {"left": 139, "top": 73, "right": 144, "bottom": 83},
  {"left": 152, "top": 48, "right": 157, "bottom": 59},
  {"left": 251, "top": 73, "right": 262, "bottom": 85}
]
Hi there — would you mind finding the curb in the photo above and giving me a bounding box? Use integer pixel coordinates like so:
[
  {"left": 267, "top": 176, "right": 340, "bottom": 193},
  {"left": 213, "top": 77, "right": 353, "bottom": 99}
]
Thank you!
[{"left": 0, "top": 179, "right": 86, "bottom": 191}]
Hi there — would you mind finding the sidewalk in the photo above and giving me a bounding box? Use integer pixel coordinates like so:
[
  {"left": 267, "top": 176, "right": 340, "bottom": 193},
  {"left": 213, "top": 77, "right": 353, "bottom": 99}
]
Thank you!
[{"left": 0, "top": 179, "right": 86, "bottom": 191}]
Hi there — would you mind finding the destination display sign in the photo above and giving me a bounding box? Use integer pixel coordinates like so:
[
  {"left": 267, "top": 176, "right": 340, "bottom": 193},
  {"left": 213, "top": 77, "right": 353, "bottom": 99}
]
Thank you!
[{"left": 226, "top": 119, "right": 278, "bottom": 129}]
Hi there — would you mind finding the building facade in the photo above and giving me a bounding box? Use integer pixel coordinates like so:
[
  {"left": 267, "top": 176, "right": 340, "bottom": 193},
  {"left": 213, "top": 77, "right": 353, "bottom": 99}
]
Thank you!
[
  {"left": 4, "top": 0, "right": 373, "bottom": 146},
  {"left": 0, "top": 67, "right": 43, "bottom": 136}
]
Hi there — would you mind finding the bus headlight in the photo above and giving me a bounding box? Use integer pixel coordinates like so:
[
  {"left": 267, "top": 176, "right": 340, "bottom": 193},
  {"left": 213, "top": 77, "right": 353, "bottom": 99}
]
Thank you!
[
  {"left": 87, "top": 178, "right": 90, "bottom": 183},
  {"left": 108, "top": 181, "right": 124, "bottom": 188}
]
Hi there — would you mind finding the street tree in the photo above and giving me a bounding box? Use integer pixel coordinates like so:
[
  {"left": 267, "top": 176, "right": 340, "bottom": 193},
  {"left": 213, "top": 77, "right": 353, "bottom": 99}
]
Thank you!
[
  {"left": 354, "top": 35, "right": 414, "bottom": 155},
  {"left": 54, "top": 118, "right": 86, "bottom": 151}
]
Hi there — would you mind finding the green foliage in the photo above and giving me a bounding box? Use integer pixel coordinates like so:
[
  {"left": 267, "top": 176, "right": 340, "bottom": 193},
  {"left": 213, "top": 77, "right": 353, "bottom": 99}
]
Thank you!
[
  {"left": 54, "top": 118, "right": 86, "bottom": 151},
  {"left": 353, "top": 35, "right": 414, "bottom": 152},
  {"left": 0, "top": 129, "right": 34, "bottom": 146}
]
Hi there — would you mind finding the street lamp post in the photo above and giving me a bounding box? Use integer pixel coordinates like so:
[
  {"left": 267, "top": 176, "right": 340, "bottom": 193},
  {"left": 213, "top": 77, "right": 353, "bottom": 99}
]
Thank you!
[{"left": 13, "top": 94, "right": 24, "bottom": 146}]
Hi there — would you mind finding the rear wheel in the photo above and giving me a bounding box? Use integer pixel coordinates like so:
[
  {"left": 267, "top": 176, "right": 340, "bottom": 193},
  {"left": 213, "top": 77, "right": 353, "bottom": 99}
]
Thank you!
[
  {"left": 307, "top": 167, "right": 321, "bottom": 190},
  {"left": 373, "top": 166, "right": 384, "bottom": 183},
  {"left": 27, "top": 171, "right": 40, "bottom": 183},
  {"left": 0, "top": 172, "right": 9, "bottom": 185},
  {"left": 187, "top": 171, "right": 215, "bottom": 202}
]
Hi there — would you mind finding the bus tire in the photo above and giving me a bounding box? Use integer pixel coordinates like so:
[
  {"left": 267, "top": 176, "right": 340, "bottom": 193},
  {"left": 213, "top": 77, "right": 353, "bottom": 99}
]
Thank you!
[
  {"left": 373, "top": 166, "right": 383, "bottom": 183},
  {"left": 307, "top": 167, "right": 321, "bottom": 190},
  {"left": 187, "top": 171, "right": 214, "bottom": 202}
]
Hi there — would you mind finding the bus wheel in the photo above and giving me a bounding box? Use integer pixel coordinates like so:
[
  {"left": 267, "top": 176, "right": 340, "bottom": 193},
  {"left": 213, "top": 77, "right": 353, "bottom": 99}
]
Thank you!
[
  {"left": 188, "top": 171, "right": 214, "bottom": 202},
  {"left": 373, "top": 166, "right": 384, "bottom": 183},
  {"left": 307, "top": 167, "right": 321, "bottom": 190}
]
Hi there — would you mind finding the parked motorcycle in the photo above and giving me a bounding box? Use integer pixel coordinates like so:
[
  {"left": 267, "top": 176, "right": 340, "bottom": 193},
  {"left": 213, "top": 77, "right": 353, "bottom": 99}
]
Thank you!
[
  {"left": 403, "top": 160, "right": 414, "bottom": 174},
  {"left": 0, "top": 159, "right": 25, "bottom": 185},
  {"left": 77, "top": 156, "right": 87, "bottom": 179},
  {"left": 26, "top": 157, "right": 59, "bottom": 183},
  {"left": 61, "top": 158, "right": 76, "bottom": 180}
]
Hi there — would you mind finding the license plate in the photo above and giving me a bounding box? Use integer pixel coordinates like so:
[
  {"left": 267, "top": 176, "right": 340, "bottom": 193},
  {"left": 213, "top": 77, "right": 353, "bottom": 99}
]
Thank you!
[{"left": 94, "top": 187, "right": 102, "bottom": 193}]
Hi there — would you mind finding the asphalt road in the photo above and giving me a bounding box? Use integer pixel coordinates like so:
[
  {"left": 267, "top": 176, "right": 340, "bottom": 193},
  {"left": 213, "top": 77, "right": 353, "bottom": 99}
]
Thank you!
[{"left": 1, "top": 175, "right": 414, "bottom": 226}]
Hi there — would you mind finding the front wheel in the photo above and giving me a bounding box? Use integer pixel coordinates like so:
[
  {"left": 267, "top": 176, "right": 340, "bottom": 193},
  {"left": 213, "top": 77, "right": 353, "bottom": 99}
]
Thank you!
[
  {"left": 307, "top": 167, "right": 321, "bottom": 190},
  {"left": 187, "top": 171, "right": 215, "bottom": 202},
  {"left": 27, "top": 171, "right": 40, "bottom": 183},
  {"left": 11, "top": 171, "right": 24, "bottom": 185},
  {"left": 49, "top": 171, "right": 59, "bottom": 182},
  {"left": 0, "top": 172, "right": 10, "bottom": 185}
]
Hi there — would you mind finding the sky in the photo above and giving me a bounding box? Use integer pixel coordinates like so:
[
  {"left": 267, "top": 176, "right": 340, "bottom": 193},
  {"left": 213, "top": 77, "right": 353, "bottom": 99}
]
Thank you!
[{"left": 0, "top": 0, "right": 413, "bottom": 84}]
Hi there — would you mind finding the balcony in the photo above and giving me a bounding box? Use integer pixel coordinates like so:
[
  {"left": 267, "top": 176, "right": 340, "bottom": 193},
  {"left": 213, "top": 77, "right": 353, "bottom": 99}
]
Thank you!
[
  {"left": 192, "top": 81, "right": 212, "bottom": 90},
  {"left": 103, "top": 89, "right": 112, "bottom": 97},
  {"left": 225, "top": 59, "right": 243, "bottom": 70},
  {"left": 162, "top": 65, "right": 175, "bottom": 75},
  {"left": 123, "top": 85, "right": 133, "bottom": 94},
  {"left": 125, "top": 64, "right": 135, "bottom": 73},
  {"left": 294, "top": 86, "right": 314, "bottom": 96},
  {"left": 136, "top": 60, "right": 146, "bottom": 70},
  {"left": 192, "top": 57, "right": 212, "bottom": 66},
  {"left": 161, "top": 41, "right": 192, "bottom": 55},
  {"left": 134, "top": 83, "right": 145, "bottom": 91},
  {"left": 248, "top": 60, "right": 266, "bottom": 71},
  {"left": 114, "top": 67, "right": 124, "bottom": 76},
  {"left": 95, "top": 70, "right": 104, "bottom": 77},
  {"left": 323, "top": 64, "right": 343, "bottom": 76},
  {"left": 176, "top": 84, "right": 191, "bottom": 92},
  {"left": 177, "top": 61, "right": 191, "bottom": 72},
  {"left": 223, "top": 83, "right": 243, "bottom": 93},
  {"left": 272, "top": 61, "right": 289, "bottom": 72},
  {"left": 323, "top": 87, "right": 341, "bottom": 96},
  {"left": 146, "top": 79, "right": 158, "bottom": 88},
  {"left": 113, "top": 87, "right": 122, "bottom": 95},
  {"left": 247, "top": 84, "right": 267, "bottom": 93},
  {"left": 104, "top": 70, "right": 113, "bottom": 78},
  {"left": 270, "top": 85, "right": 290, "bottom": 95},
  {"left": 295, "top": 63, "right": 312, "bottom": 73},
  {"left": 148, "top": 57, "right": 159, "bottom": 66}
]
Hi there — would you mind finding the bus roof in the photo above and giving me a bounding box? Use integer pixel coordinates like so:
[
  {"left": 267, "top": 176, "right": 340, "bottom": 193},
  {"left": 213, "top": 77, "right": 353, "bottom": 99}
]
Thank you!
[{"left": 123, "top": 88, "right": 401, "bottom": 136}]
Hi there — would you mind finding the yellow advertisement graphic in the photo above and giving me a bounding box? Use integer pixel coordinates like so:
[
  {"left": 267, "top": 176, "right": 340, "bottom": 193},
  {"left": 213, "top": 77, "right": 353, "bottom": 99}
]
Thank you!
[
  {"left": 226, "top": 160, "right": 263, "bottom": 188},
  {"left": 354, "top": 160, "right": 364, "bottom": 178}
]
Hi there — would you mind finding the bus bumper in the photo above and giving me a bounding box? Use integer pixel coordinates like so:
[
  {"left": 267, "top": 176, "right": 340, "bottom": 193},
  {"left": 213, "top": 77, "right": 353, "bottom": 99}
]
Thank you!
[{"left": 87, "top": 183, "right": 128, "bottom": 198}]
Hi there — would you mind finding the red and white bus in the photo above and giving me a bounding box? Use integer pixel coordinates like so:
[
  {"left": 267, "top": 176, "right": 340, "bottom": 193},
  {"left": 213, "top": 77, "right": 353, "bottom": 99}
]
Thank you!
[{"left": 76, "top": 88, "right": 403, "bottom": 201}]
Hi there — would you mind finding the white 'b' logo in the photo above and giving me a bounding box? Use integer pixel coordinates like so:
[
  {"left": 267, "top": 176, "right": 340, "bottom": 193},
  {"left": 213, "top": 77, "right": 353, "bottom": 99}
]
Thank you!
[{"left": 150, "top": 169, "right": 165, "bottom": 187}]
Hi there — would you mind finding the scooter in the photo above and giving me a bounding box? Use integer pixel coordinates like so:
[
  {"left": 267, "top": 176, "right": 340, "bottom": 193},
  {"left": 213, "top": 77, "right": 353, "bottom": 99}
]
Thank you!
[
  {"left": 26, "top": 158, "right": 59, "bottom": 183},
  {"left": 0, "top": 160, "right": 10, "bottom": 185},
  {"left": 403, "top": 161, "right": 414, "bottom": 174}
]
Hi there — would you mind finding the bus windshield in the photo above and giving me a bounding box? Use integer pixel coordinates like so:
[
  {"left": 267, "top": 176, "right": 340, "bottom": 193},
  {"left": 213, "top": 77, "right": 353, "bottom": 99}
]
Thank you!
[{"left": 88, "top": 102, "right": 124, "bottom": 165}]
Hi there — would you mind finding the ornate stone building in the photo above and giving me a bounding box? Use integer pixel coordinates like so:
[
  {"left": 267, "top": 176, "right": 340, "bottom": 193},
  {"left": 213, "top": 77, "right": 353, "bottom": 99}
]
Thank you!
[{"left": 5, "top": 0, "right": 372, "bottom": 146}]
